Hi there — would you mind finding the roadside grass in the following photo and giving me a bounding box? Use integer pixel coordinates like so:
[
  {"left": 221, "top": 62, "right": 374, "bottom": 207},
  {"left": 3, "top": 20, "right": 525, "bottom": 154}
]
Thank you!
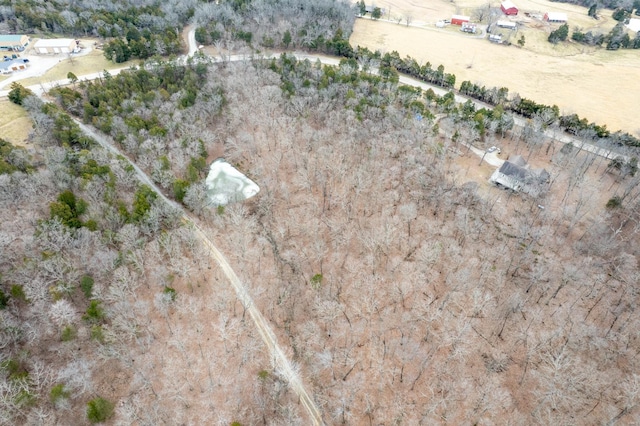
[
  {"left": 0, "top": 98, "right": 32, "bottom": 147},
  {"left": 19, "top": 49, "right": 141, "bottom": 87}
]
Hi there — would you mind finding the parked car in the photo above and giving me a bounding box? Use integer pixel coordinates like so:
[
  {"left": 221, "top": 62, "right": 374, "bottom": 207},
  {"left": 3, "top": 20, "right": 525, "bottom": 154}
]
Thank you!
[
  {"left": 22, "top": 59, "right": 29, "bottom": 63},
  {"left": 487, "top": 146, "right": 501, "bottom": 154}
]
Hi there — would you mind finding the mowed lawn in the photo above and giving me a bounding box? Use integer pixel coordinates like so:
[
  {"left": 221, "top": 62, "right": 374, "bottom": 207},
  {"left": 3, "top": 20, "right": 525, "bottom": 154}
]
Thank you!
[
  {"left": 0, "top": 99, "right": 33, "bottom": 147},
  {"left": 18, "top": 47, "right": 141, "bottom": 87}
]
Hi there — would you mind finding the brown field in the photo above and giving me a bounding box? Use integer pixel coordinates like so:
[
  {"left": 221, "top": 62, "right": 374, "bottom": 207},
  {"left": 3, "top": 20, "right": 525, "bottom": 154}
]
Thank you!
[
  {"left": 0, "top": 98, "right": 32, "bottom": 147},
  {"left": 351, "top": 0, "right": 640, "bottom": 135}
]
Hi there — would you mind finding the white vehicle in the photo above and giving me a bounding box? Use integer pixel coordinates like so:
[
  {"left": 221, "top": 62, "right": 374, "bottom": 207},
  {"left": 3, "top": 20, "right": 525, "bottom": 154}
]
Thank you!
[{"left": 487, "top": 146, "right": 501, "bottom": 154}]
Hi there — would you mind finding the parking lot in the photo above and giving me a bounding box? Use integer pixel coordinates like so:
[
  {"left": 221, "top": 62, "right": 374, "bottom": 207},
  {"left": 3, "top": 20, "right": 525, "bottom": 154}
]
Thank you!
[{"left": 0, "top": 40, "right": 93, "bottom": 90}]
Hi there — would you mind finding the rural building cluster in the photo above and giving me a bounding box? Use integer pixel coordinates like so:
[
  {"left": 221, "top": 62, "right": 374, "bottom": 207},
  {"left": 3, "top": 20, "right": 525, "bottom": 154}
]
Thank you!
[
  {"left": 0, "top": 34, "right": 30, "bottom": 51},
  {"left": 442, "top": 1, "right": 573, "bottom": 44},
  {"left": 0, "top": 35, "right": 82, "bottom": 76}
]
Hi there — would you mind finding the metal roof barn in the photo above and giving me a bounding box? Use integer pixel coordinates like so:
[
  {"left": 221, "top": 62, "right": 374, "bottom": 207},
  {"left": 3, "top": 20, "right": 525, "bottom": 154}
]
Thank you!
[
  {"left": 501, "top": 1, "right": 519, "bottom": 16},
  {"left": 451, "top": 15, "right": 470, "bottom": 25}
]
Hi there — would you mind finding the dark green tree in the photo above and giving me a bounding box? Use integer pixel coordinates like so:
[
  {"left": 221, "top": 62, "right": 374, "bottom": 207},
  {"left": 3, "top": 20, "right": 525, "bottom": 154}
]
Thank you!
[
  {"left": 588, "top": 4, "right": 597, "bottom": 18},
  {"left": 195, "top": 27, "right": 208, "bottom": 44},
  {"left": 86, "top": 397, "right": 114, "bottom": 423},
  {"left": 283, "top": 30, "right": 292, "bottom": 48},
  {"left": 49, "top": 190, "right": 88, "bottom": 229},
  {"left": 7, "top": 83, "right": 33, "bottom": 105},
  {"left": 372, "top": 7, "right": 382, "bottom": 20},
  {"left": 606, "top": 22, "right": 631, "bottom": 49},
  {"left": 548, "top": 23, "right": 569, "bottom": 44},
  {"left": 132, "top": 185, "right": 157, "bottom": 222},
  {"left": 103, "top": 38, "right": 131, "bottom": 63},
  {"left": 612, "top": 8, "right": 629, "bottom": 21},
  {"left": 358, "top": 0, "right": 366, "bottom": 16},
  {"left": 67, "top": 72, "right": 78, "bottom": 84}
]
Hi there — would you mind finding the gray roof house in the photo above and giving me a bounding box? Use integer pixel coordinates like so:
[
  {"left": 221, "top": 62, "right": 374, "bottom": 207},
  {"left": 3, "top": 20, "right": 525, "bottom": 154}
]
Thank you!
[
  {"left": 490, "top": 155, "right": 549, "bottom": 196},
  {"left": 0, "top": 59, "right": 27, "bottom": 74}
]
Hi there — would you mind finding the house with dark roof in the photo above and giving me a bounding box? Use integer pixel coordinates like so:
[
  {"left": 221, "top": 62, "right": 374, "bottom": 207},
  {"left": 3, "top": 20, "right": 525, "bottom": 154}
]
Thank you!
[{"left": 489, "top": 154, "right": 550, "bottom": 196}]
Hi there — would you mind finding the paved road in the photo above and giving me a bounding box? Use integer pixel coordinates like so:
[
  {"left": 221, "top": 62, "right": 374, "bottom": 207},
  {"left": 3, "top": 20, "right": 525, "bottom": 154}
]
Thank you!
[{"left": 1, "top": 40, "right": 625, "bottom": 164}]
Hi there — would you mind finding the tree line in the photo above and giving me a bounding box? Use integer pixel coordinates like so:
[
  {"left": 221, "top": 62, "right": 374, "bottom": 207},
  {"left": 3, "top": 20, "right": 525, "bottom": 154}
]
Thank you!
[
  {"left": 550, "top": 0, "right": 640, "bottom": 11},
  {"left": 192, "top": 0, "right": 355, "bottom": 54},
  {"left": 350, "top": 47, "right": 640, "bottom": 151},
  {"left": 549, "top": 22, "right": 640, "bottom": 50}
]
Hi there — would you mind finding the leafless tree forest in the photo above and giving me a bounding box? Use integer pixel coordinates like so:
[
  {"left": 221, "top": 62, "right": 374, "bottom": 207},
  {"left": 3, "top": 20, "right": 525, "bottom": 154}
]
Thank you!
[{"left": 2, "top": 53, "right": 640, "bottom": 425}]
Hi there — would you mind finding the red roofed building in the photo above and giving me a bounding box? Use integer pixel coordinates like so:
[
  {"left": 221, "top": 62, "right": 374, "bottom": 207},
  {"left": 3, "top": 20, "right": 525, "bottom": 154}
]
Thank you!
[
  {"left": 451, "top": 15, "right": 470, "bottom": 26},
  {"left": 501, "top": 0, "right": 518, "bottom": 15}
]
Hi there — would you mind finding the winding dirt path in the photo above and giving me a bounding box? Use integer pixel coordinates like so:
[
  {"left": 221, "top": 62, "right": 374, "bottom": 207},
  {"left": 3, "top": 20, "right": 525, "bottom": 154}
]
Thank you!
[{"left": 75, "top": 122, "right": 325, "bottom": 425}]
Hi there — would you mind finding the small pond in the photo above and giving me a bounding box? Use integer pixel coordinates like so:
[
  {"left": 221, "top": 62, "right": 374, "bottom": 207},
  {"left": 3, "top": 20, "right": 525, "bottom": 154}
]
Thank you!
[{"left": 205, "top": 158, "right": 260, "bottom": 206}]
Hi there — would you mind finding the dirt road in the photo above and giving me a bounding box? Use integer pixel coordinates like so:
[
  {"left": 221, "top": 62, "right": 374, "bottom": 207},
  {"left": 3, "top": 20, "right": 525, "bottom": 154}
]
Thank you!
[{"left": 75, "top": 121, "right": 325, "bottom": 426}]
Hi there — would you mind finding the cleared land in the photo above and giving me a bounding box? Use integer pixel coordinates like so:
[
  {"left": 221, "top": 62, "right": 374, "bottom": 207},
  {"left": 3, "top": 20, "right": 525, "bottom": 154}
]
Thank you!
[
  {"left": 0, "top": 99, "right": 32, "bottom": 147},
  {"left": 351, "top": 0, "right": 640, "bottom": 135}
]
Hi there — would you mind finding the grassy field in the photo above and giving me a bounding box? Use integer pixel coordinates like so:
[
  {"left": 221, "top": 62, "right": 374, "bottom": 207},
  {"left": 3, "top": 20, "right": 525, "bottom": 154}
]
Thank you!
[
  {"left": 350, "top": 1, "right": 639, "bottom": 135},
  {"left": 18, "top": 48, "right": 141, "bottom": 88},
  {"left": 0, "top": 99, "right": 32, "bottom": 147}
]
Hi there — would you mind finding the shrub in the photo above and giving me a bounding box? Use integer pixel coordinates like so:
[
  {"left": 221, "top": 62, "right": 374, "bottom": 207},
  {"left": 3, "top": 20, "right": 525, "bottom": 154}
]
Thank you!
[
  {"left": 10, "top": 285, "right": 27, "bottom": 302},
  {"left": 50, "top": 384, "right": 71, "bottom": 408},
  {"left": 1, "top": 358, "right": 28, "bottom": 381},
  {"left": 61, "top": 325, "right": 77, "bottom": 341},
  {"left": 163, "top": 286, "right": 177, "bottom": 302},
  {"left": 7, "top": 82, "right": 33, "bottom": 105},
  {"left": 80, "top": 275, "right": 94, "bottom": 299},
  {"left": 606, "top": 196, "right": 622, "bottom": 209},
  {"left": 86, "top": 397, "right": 114, "bottom": 423},
  {"left": 90, "top": 325, "right": 105, "bottom": 343},
  {"left": 0, "top": 288, "right": 8, "bottom": 309},
  {"left": 310, "top": 273, "right": 323, "bottom": 289},
  {"left": 83, "top": 300, "right": 105, "bottom": 323}
]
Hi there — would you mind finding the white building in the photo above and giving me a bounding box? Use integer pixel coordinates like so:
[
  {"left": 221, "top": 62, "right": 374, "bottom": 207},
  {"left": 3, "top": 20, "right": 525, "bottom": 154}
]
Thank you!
[
  {"left": 544, "top": 12, "right": 568, "bottom": 23},
  {"left": 627, "top": 18, "right": 640, "bottom": 33},
  {"left": 33, "top": 38, "right": 77, "bottom": 54},
  {"left": 496, "top": 20, "right": 517, "bottom": 30}
]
